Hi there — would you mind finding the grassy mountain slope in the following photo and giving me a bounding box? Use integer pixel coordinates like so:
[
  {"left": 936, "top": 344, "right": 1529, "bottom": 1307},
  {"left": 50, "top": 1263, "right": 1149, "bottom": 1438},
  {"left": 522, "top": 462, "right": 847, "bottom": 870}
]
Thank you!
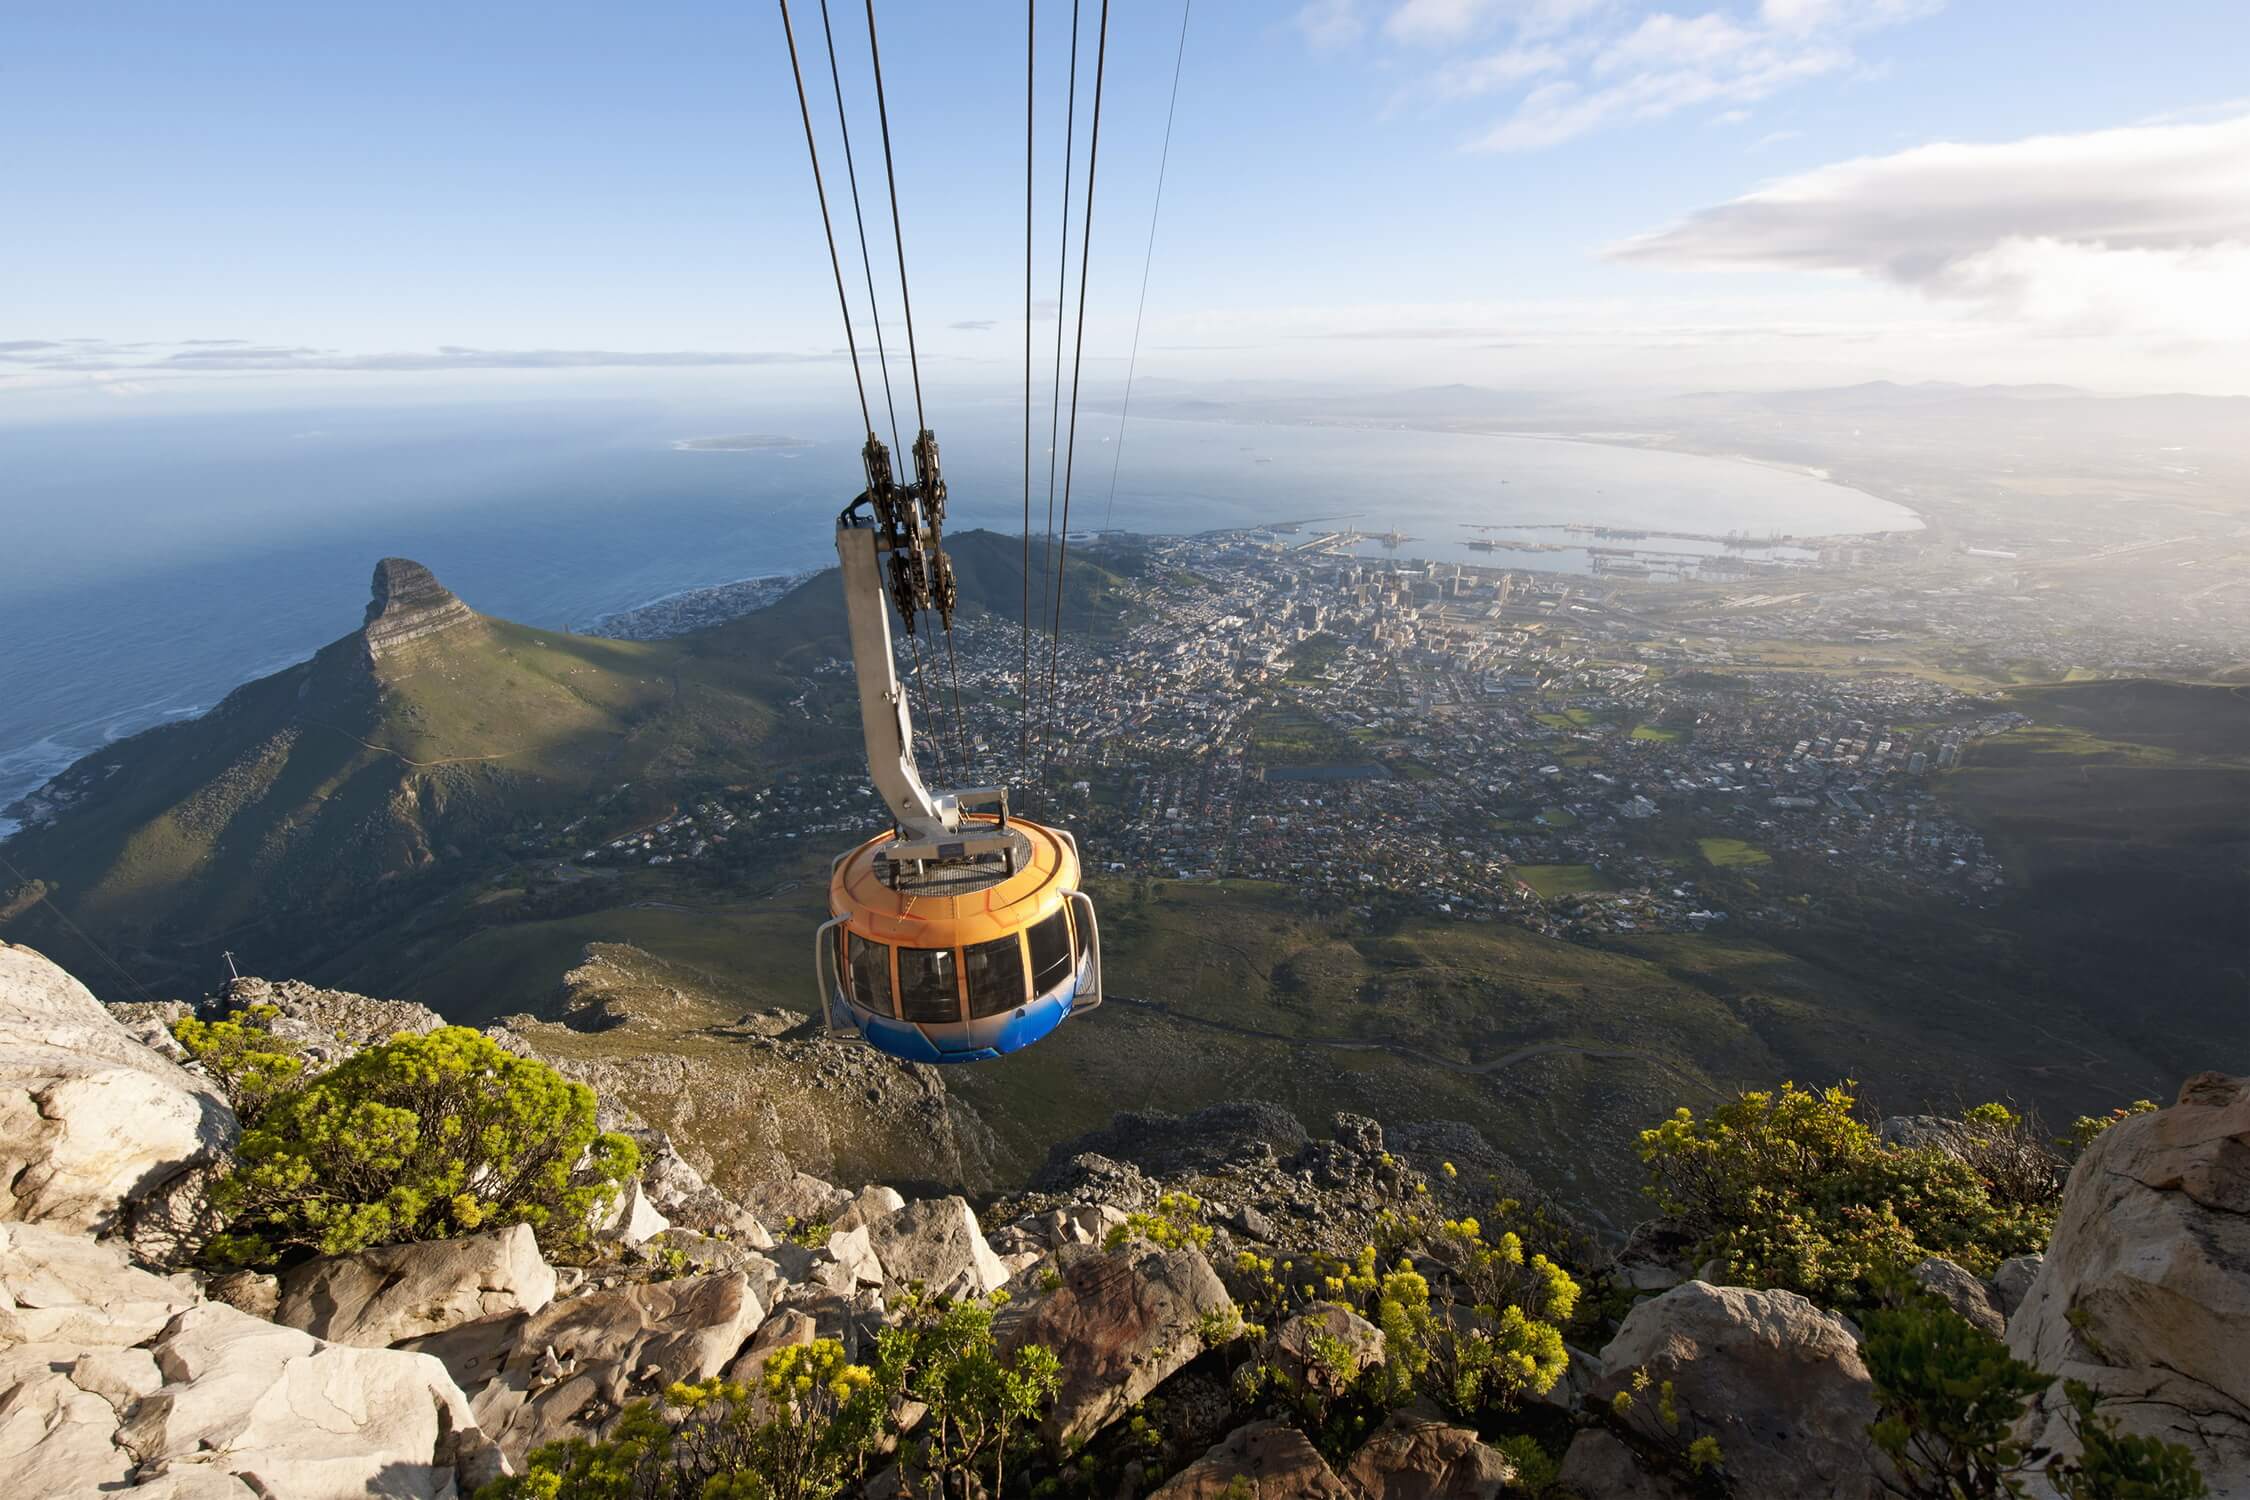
[{"left": 0, "top": 530, "right": 1119, "bottom": 988}]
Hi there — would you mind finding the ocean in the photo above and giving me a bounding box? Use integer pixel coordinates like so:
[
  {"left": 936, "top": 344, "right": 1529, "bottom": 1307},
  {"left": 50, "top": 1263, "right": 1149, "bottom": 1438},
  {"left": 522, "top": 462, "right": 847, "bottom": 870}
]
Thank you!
[{"left": 0, "top": 396, "right": 1918, "bottom": 830}]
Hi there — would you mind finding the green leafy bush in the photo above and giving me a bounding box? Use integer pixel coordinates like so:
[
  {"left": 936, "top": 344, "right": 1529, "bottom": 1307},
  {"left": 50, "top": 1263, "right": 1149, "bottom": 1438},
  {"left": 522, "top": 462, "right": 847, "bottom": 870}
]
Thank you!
[
  {"left": 481, "top": 1342, "right": 887, "bottom": 1500},
  {"left": 209, "top": 1025, "right": 637, "bottom": 1266},
  {"left": 1867, "top": 1297, "right": 2050, "bottom": 1497},
  {"left": 1867, "top": 1297, "right": 2206, "bottom": 1500},
  {"left": 1638, "top": 1082, "right": 2053, "bottom": 1307},
  {"left": 171, "top": 1004, "right": 308, "bottom": 1126},
  {"left": 883, "top": 1290, "right": 1063, "bottom": 1493},
  {"left": 2062, "top": 1100, "right": 2159, "bottom": 1159},
  {"left": 2049, "top": 1380, "right": 2208, "bottom": 1500}
]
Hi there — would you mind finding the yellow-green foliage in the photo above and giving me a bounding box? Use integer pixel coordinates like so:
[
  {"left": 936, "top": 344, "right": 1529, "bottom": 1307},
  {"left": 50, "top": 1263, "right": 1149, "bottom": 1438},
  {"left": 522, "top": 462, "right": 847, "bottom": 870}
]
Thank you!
[
  {"left": 481, "top": 1342, "right": 887, "bottom": 1500},
  {"left": 170, "top": 1005, "right": 307, "bottom": 1126},
  {"left": 1637, "top": 1082, "right": 2053, "bottom": 1306},
  {"left": 2063, "top": 1099, "right": 2159, "bottom": 1158},
  {"left": 878, "top": 1291, "right": 1061, "bottom": 1493},
  {"left": 1105, "top": 1191, "right": 1214, "bottom": 1253},
  {"left": 209, "top": 1026, "right": 637, "bottom": 1266}
]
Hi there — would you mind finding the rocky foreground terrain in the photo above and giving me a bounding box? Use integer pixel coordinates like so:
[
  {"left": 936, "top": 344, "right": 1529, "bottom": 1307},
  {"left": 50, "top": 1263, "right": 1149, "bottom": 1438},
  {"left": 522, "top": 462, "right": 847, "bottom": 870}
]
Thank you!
[{"left": 2, "top": 935, "right": 2244, "bottom": 1498}]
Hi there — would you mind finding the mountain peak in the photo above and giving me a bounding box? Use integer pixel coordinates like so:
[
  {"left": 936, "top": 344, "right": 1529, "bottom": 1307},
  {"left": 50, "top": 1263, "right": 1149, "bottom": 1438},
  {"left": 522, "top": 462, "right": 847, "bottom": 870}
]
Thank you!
[{"left": 363, "top": 557, "right": 476, "bottom": 658}]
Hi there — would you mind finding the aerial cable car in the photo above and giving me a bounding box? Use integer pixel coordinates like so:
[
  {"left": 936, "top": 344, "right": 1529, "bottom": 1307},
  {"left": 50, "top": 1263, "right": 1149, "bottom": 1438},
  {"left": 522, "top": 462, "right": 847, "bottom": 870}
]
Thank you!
[{"left": 813, "top": 429, "right": 1103, "bottom": 1062}]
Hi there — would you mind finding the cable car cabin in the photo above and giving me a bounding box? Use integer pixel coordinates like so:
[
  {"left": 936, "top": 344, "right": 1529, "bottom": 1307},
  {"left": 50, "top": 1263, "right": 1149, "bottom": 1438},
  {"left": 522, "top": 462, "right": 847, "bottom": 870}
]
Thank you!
[{"left": 816, "top": 816, "right": 1101, "bottom": 1063}]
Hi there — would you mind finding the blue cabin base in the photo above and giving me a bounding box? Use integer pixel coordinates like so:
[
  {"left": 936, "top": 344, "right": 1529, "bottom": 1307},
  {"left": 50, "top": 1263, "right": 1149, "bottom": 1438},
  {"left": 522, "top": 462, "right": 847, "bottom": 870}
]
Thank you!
[{"left": 831, "top": 957, "right": 1092, "bottom": 1063}]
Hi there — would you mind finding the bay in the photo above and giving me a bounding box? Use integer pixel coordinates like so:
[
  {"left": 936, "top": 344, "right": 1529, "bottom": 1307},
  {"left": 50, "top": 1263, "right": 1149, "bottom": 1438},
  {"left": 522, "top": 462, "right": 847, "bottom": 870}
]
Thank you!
[{"left": 0, "top": 398, "right": 1917, "bottom": 824}]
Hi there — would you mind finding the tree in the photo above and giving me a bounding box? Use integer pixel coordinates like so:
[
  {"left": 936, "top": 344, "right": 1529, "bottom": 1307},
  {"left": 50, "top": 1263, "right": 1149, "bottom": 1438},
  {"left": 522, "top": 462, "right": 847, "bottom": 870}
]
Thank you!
[{"left": 209, "top": 1025, "right": 638, "bottom": 1266}]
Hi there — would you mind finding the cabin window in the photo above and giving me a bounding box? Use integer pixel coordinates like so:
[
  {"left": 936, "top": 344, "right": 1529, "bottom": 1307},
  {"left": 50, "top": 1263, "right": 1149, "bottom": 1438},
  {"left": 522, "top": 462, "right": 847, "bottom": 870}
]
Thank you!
[
  {"left": 1026, "top": 909, "right": 1075, "bottom": 996},
  {"left": 897, "top": 946, "right": 962, "bottom": 1024},
  {"left": 846, "top": 932, "right": 893, "bottom": 1016},
  {"left": 965, "top": 935, "right": 1028, "bottom": 1019}
]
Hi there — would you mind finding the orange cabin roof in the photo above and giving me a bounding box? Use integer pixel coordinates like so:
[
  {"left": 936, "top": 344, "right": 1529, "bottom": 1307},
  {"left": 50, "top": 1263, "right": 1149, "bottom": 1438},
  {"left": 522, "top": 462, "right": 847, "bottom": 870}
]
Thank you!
[{"left": 828, "top": 817, "right": 1081, "bottom": 950}]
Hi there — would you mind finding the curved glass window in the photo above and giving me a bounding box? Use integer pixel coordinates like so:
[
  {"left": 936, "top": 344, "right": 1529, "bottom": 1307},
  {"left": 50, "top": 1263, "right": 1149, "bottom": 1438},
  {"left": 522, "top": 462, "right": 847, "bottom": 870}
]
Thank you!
[
  {"left": 846, "top": 932, "right": 892, "bottom": 1016},
  {"left": 1026, "top": 909, "right": 1075, "bottom": 997},
  {"left": 897, "top": 947, "right": 961, "bottom": 1024},
  {"left": 965, "top": 935, "right": 1028, "bottom": 1019}
]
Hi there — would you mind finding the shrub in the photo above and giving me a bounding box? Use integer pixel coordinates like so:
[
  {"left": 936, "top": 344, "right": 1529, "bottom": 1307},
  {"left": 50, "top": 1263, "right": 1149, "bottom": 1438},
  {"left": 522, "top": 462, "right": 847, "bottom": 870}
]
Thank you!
[
  {"left": 1866, "top": 1298, "right": 2206, "bottom": 1500},
  {"left": 879, "top": 1290, "right": 1062, "bottom": 1495},
  {"left": 1104, "top": 1191, "right": 1213, "bottom": 1253},
  {"left": 1637, "top": 1081, "right": 2053, "bottom": 1307},
  {"left": 2049, "top": 1380, "right": 2208, "bottom": 1500},
  {"left": 1955, "top": 1102, "right": 2066, "bottom": 1212},
  {"left": 208, "top": 1025, "right": 637, "bottom": 1266},
  {"left": 1866, "top": 1297, "right": 2050, "bottom": 1497},
  {"left": 2061, "top": 1100, "right": 2159, "bottom": 1159},
  {"left": 480, "top": 1343, "right": 887, "bottom": 1500},
  {"left": 1490, "top": 1432, "right": 1561, "bottom": 1494},
  {"left": 171, "top": 1004, "right": 308, "bottom": 1126}
]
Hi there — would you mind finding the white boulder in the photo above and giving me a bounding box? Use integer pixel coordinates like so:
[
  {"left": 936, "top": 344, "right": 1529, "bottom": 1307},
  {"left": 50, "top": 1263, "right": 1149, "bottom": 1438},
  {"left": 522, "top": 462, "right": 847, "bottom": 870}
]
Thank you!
[
  {"left": 863, "top": 1196, "right": 1008, "bottom": 1301},
  {"left": 275, "top": 1223, "right": 557, "bottom": 1347},
  {"left": 118, "top": 1302, "right": 484, "bottom": 1500},
  {"left": 2007, "top": 1072, "right": 2250, "bottom": 1496},
  {"left": 0, "top": 944, "right": 235, "bottom": 1249}
]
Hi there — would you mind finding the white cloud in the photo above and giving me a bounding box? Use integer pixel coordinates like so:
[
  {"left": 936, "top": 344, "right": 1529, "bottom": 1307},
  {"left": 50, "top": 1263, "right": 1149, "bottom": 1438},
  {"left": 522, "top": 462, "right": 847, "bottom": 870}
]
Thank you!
[
  {"left": 1472, "top": 40, "right": 1846, "bottom": 151},
  {"left": 1610, "top": 114, "right": 2250, "bottom": 341},
  {"left": 1593, "top": 11, "right": 1759, "bottom": 75},
  {"left": 1429, "top": 44, "right": 1570, "bottom": 99},
  {"left": 1295, "top": 0, "right": 1367, "bottom": 49},
  {"left": 1385, "top": 0, "right": 1503, "bottom": 44},
  {"left": 1316, "top": 2, "right": 1936, "bottom": 152}
]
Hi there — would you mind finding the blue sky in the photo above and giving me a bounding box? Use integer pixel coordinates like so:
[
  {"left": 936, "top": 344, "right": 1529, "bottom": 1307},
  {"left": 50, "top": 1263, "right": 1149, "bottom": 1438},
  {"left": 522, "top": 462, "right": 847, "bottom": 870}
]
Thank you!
[{"left": 5, "top": 0, "right": 2247, "bottom": 412}]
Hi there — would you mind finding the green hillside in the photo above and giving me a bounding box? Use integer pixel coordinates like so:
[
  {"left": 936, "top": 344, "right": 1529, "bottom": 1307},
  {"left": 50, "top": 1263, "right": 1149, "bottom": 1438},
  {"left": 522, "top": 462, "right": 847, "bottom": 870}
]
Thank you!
[{"left": 0, "top": 530, "right": 1121, "bottom": 992}]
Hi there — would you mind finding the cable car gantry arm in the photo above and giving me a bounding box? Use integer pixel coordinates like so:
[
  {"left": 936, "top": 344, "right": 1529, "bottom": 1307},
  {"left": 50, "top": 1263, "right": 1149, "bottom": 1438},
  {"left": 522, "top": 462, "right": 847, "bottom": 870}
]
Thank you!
[{"left": 838, "top": 433, "right": 1010, "bottom": 865}]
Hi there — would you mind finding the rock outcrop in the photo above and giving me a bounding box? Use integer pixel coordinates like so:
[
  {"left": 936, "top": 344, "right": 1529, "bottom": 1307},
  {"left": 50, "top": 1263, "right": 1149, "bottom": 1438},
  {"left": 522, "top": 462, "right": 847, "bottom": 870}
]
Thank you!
[
  {"left": 362, "top": 557, "right": 478, "bottom": 660},
  {"left": 0, "top": 1223, "right": 489, "bottom": 1499},
  {"left": 999, "top": 1241, "right": 1237, "bottom": 1449},
  {"left": 275, "top": 1223, "right": 557, "bottom": 1348},
  {"left": 863, "top": 1196, "right": 1007, "bottom": 1301},
  {"left": 1346, "top": 1403, "right": 1517, "bottom": 1499},
  {"left": 119, "top": 1302, "right": 487, "bottom": 1499},
  {"left": 1563, "top": 1281, "right": 1888, "bottom": 1500},
  {"left": 469, "top": 1272, "right": 768, "bottom": 1462},
  {"left": 1911, "top": 1254, "right": 2007, "bottom": 1337},
  {"left": 1149, "top": 1420, "right": 1356, "bottom": 1498},
  {"left": 2007, "top": 1071, "right": 2250, "bottom": 1496},
  {"left": 0, "top": 942, "right": 235, "bottom": 1261}
]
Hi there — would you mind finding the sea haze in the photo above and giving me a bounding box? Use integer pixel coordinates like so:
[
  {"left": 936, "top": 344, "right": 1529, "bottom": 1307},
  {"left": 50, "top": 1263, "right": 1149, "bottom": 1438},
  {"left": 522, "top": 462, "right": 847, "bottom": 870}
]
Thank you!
[{"left": 0, "top": 397, "right": 1917, "bottom": 826}]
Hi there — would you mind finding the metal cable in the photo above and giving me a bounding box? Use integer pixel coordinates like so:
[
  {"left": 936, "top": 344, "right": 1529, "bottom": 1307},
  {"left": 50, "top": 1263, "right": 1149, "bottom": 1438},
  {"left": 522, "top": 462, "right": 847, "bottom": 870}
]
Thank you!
[
  {"left": 1041, "top": 0, "right": 1112, "bottom": 792},
  {"left": 861, "top": 0, "right": 926, "bottom": 444},
  {"left": 861, "top": 2, "right": 973, "bottom": 784},
  {"left": 1032, "top": 0, "right": 1082, "bottom": 789},
  {"left": 1019, "top": 0, "right": 1036, "bottom": 783},
  {"left": 1101, "top": 0, "right": 1192, "bottom": 540},
  {"left": 817, "top": 0, "right": 902, "bottom": 458},
  {"left": 777, "top": 0, "right": 872, "bottom": 437},
  {"left": 0, "top": 850, "right": 164, "bottom": 1005}
]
